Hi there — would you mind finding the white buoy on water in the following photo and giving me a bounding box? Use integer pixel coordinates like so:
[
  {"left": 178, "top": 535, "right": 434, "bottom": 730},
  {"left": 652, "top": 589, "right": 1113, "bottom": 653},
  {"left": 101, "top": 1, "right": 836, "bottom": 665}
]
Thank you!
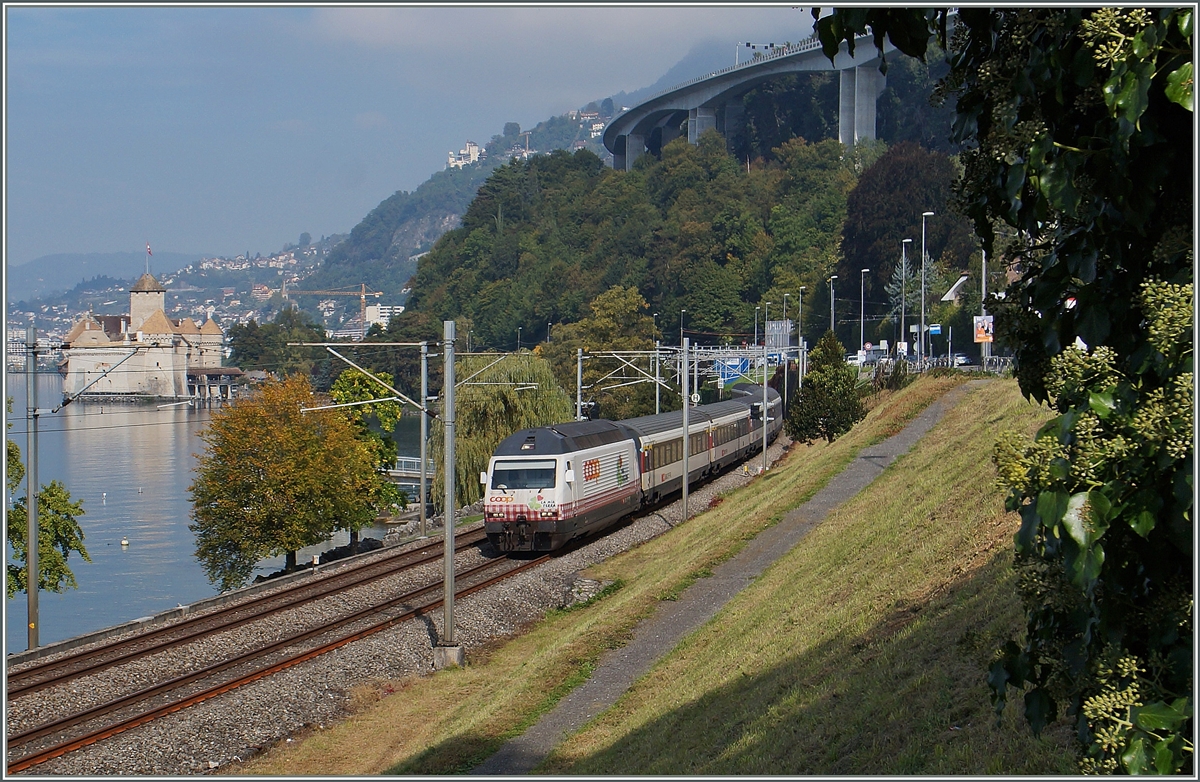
[{"left": 121, "top": 537, "right": 129, "bottom": 546}]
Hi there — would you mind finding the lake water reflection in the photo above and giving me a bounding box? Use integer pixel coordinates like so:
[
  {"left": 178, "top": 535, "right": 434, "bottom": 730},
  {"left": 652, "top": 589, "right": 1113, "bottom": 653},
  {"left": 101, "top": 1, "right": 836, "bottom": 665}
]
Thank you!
[{"left": 5, "top": 372, "right": 422, "bottom": 654}]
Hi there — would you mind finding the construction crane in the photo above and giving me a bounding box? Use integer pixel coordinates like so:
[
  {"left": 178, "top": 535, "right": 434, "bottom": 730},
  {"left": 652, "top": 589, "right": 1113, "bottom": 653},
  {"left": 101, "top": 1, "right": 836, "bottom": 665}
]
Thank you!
[{"left": 281, "top": 282, "right": 383, "bottom": 338}]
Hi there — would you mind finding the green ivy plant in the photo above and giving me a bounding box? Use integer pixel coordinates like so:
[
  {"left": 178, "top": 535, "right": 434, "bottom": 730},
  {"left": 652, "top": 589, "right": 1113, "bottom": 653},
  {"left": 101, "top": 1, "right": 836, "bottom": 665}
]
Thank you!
[{"left": 814, "top": 8, "right": 1192, "bottom": 773}]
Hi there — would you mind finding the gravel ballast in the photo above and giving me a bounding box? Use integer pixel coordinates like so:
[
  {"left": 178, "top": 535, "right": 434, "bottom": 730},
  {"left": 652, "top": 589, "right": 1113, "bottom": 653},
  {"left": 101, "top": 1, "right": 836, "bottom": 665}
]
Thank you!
[{"left": 10, "top": 437, "right": 791, "bottom": 776}]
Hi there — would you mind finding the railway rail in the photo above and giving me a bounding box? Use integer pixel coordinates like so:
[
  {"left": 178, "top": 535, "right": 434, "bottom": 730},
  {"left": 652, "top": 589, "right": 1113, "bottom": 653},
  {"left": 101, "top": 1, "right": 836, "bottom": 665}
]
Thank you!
[
  {"left": 7, "top": 528, "right": 488, "bottom": 700},
  {"left": 7, "top": 550, "right": 549, "bottom": 774}
]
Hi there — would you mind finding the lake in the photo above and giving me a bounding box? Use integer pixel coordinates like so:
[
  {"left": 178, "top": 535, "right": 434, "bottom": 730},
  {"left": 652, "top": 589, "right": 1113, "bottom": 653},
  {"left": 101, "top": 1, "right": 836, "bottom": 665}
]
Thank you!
[{"left": 4, "top": 372, "right": 424, "bottom": 654}]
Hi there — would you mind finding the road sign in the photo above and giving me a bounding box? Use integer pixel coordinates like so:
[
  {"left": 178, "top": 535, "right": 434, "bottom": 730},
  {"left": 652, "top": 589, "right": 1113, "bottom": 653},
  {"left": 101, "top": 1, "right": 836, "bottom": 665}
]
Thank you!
[
  {"left": 929, "top": 324, "right": 942, "bottom": 335},
  {"left": 690, "top": 393, "right": 700, "bottom": 404}
]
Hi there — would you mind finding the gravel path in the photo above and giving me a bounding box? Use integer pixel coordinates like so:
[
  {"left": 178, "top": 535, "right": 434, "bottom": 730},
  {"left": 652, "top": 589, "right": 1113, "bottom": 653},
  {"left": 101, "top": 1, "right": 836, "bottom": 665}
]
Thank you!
[
  {"left": 9, "top": 436, "right": 791, "bottom": 776},
  {"left": 473, "top": 381, "right": 979, "bottom": 775}
]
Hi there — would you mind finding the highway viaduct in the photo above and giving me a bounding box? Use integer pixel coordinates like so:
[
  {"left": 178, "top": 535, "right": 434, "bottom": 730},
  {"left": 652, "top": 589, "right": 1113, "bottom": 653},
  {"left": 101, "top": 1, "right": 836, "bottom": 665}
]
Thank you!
[{"left": 603, "top": 33, "right": 899, "bottom": 171}]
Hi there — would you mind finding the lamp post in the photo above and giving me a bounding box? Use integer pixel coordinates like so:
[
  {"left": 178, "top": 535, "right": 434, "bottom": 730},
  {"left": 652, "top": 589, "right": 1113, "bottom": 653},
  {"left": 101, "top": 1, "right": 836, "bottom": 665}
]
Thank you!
[
  {"left": 828, "top": 275, "right": 838, "bottom": 335},
  {"left": 901, "top": 239, "right": 912, "bottom": 356},
  {"left": 652, "top": 312, "right": 658, "bottom": 337},
  {"left": 782, "top": 293, "right": 791, "bottom": 411},
  {"left": 754, "top": 306, "right": 760, "bottom": 346},
  {"left": 546, "top": 322, "right": 551, "bottom": 343},
  {"left": 762, "top": 301, "right": 771, "bottom": 474},
  {"left": 921, "top": 211, "right": 934, "bottom": 363},
  {"left": 859, "top": 268, "right": 869, "bottom": 351},
  {"left": 680, "top": 309, "right": 686, "bottom": 346},
  {"left": 516, "top": 326, "right": 522, "bottom": 352}
]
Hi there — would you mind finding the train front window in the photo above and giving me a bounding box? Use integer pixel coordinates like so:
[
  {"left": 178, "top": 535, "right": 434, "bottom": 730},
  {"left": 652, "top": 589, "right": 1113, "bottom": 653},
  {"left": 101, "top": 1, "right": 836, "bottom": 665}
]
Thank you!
[{"left": 491, "top": 460, "right": 557, "bottom": 490}]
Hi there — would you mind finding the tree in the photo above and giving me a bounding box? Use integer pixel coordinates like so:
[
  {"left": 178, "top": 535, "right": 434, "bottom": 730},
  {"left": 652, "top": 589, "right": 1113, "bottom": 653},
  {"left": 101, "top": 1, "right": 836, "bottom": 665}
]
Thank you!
[
  {"left": 188, "top": 374, "right": 382, "bottom": 591},
  {"left": 5, "top": 398, "right": 90, "bottom": 598},
  {"left": 541, "top": 285, "right": 665, "bottom": 421},
  {"left": 299, "top": 232, "right": 312, "bottom": 247},
  {"left": 817, "top": 8, "right": 1193, "bottom": 773},
  {"left": 226, "top": 307, "right": 328, "bottom": 380},
  {"left": 503, "top": 122, "right": 521, "bottom": 138},
  {"left": 329, "top": 368, "right": 409, "bottom": 547},
  {"left": 785, "top": 331, "right": 864, "bottom": 444},
  {"left": 839, "top": 141, "right": 975, "bottom": 304},
  {"left": 429, "top": 351, "right": 574, "bottom": 512}
]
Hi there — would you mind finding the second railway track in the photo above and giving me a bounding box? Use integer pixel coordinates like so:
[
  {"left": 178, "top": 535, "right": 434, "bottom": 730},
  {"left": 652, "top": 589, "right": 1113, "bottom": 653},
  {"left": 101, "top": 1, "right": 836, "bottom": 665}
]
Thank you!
[{"left": 7, "top": 541, "right": 548, "bottom": 774}]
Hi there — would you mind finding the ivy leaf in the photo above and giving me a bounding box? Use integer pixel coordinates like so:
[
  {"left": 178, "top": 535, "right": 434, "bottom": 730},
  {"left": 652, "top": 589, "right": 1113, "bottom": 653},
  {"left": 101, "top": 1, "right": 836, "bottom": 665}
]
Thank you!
[
  {"left": 1121, "top": 734, "right": 1152, "bottom": 775},
  {"left": 1023, "top": 687, "right": 1055, "bottom": 736},
  {"left": 1037, "top": 490, "right": 1069, "bottom": 530},
  {"left": 1177, "top": 9, "right": 1193, "bottom": 38},
  {"left": 1165, "top": 62, "right": 1193, "bottom": 113},
  {"left": 1088, "top": 390, "right": 1116, "bottom": 418},
  {"left": 1062, "top": 491, "right": 1092, "bottom": 546},
  {"left": 1072, "top": 541, "right": 1105, "bottom": 585},
  {"left": 1129, "top": 509, "right": 1158, "bottom": 537},
  {"left": 1153, "top": 739, "right": 1179, "bottom": 775},
  {"left": 1132, "top": 698, "right": 1192, "bottom": 731}
]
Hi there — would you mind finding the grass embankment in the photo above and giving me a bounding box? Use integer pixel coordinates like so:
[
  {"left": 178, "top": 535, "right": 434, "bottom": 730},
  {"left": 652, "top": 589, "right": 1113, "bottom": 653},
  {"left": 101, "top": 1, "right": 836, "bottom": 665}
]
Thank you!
[{"left": 231, "top": 375, "right": 1075, "bottom": 775}]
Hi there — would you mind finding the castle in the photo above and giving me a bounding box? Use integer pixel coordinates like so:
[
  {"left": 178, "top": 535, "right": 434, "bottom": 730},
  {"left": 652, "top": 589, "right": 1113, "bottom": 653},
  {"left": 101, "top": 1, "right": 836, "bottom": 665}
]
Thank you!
[{"left": 59, "top": 272, "right": 240, "bottom": 401}]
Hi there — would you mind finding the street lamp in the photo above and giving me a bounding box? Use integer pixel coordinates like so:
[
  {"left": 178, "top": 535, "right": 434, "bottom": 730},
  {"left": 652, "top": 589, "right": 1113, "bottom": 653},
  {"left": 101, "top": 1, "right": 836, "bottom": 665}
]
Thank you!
[
  {"left": 782, "top": 293, "right": 791, "bottom": 411},
  {"left": 754, "top": 306, "right": 761, "bottom": 346},
  {"left": 517, "top": 326, "right": 522, "bottom": 352},
  {"left": 921, "top": 211, "right": 934, "bottom": 362},
  {"left": 901, "top": 239, "right": 912, "bottom": 356},
  {"left": 860, "top": 268, "right": 869, "bottom": 351},
  {"left": 547, "top": 322, "right": 551, "bottom": 343},
  {"left": 680, "top": 309, "right": 686, "bottom": 345},
  {"left": 652, "top": 312, "right": 658, "bottom": 336},
  {"left": 828, "top": 275, "right": 838, "bottom": 335},
  {"left": 797, "top": 286, "right": 805, "bottom": 347}
]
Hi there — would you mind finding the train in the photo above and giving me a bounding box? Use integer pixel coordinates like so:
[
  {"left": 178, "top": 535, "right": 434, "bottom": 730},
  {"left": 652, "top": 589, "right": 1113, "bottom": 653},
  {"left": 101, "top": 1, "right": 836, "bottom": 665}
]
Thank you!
[{"left": 481, "top": 384, "right": 784, "bottom": 553}]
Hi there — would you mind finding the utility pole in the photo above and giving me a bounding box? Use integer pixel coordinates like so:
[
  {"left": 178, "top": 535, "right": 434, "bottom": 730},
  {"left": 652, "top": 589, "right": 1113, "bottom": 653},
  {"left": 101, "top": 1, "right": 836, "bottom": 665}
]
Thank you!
[
  {"left": 419, "top": 342, "right": 429, "bottom": 537},
  {"left": 654, "top": 340, "right": 661, "bottom": 415},
  {"left": 681, "top": 337, "right": 690, "bottom": 522},
  {"left": 25, "top": 326, "right": 40, "bottom": 649},
  {"left": 435, "top": 320, "right": 463, "bottom": 668},
  {"left": 762, "top": 302, "right": 770, "bottom": 475},
  {"left": 576, "top": 348, "right": 584, "bottom": 420},
  {"left": 901, "top": 239, "right": 912, "bottom": 356}
]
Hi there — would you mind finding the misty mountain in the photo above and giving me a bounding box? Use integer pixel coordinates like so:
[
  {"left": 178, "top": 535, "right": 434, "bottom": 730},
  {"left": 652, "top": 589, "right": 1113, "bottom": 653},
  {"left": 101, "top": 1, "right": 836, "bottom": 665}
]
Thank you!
[
  {"left": 7, "top": 251, "right": 201, "bottom": 304},
  {"left": 609, "top": 38, "right": 744, "bottom": 110}
]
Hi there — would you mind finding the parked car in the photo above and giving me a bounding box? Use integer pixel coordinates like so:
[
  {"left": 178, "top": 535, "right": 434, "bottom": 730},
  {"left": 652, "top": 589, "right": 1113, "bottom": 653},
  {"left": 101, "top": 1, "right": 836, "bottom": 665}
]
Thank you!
[{"left": 952, "top": 353, "right": 976, "bottom": 366}]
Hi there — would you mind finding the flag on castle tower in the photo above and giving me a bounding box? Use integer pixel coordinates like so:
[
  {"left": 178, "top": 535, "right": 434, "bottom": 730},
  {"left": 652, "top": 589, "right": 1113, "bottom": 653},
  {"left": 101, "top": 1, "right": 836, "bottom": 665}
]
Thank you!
[{"left": 146, "top": 242, "right": 152, "bottom": 256}]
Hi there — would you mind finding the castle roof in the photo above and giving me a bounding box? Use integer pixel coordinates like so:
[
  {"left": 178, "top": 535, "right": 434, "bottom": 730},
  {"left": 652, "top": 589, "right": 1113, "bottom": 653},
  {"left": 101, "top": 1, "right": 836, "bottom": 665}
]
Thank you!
[
  {"left": 138, "top": 309, "right": 177, "bottom": 335},
  {"left": 130, "top": 272, "right": 166, "bottom": 293},
  {"left": 200, "top": 318, "right": 223, "bottom": 336},
  {"left": 175, "top": 317, "right": 201, "bottom": 335},
  {"left": 63, "top": 315, "right": 109, "bottom": 345}
]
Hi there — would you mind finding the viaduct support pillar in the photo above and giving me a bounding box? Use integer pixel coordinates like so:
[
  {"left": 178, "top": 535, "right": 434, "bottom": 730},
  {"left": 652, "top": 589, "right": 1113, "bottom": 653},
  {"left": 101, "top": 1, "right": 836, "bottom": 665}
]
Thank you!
[
  {"left": 839, "top": 64, "right": 886, "bottom": 147},
  {"left": 688, "top": 107, "right": 717, "bottom": 144}
]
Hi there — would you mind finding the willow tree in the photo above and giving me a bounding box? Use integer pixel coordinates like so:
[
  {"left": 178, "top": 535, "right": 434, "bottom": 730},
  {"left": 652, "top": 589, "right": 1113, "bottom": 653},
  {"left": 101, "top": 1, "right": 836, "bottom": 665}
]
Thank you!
[
  {"left": 189, "top": 374, "right": 382, "bottom": 591},
  {"left": 430, "top": 351, "right": 574, "bottom": 513}
]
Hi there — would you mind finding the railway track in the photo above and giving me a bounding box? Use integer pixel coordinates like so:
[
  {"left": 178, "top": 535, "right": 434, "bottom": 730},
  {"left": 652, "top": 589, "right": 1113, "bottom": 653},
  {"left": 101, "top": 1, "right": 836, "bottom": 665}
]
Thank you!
[
  {"left": 7, "top": 549, "right": 550, "bottom": 774},
  {"left": 7, "top": 528, "right": 489, "bottom": 701}
]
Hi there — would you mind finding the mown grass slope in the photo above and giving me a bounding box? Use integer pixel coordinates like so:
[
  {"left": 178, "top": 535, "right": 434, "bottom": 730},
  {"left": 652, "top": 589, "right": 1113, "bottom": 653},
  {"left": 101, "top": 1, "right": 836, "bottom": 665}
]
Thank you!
[{"left": 230, "top": 375, "right": 1076, "bottom": 775}]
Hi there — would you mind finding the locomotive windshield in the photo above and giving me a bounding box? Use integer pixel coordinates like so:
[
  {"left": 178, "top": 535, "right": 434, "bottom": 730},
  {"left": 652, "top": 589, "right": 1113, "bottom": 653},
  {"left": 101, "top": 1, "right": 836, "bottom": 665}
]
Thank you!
[{"left": 490, "top": 459, "right": 557, "bottom": 490}]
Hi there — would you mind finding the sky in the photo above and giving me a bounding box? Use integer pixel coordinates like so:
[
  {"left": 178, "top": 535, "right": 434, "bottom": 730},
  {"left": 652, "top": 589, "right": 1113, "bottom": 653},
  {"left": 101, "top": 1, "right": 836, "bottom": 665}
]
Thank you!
[{"left": 4, "top": 4, "right": 812, "bottom": 268}]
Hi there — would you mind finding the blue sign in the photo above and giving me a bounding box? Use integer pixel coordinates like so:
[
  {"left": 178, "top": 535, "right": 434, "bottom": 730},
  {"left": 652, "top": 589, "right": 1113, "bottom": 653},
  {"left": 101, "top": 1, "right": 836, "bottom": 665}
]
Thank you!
[
  {"left": 929, "top": 324, "right": 942, "bottom": 335},
  {"left": 717, "top": 358, "right": 749, "bottom": 382}
]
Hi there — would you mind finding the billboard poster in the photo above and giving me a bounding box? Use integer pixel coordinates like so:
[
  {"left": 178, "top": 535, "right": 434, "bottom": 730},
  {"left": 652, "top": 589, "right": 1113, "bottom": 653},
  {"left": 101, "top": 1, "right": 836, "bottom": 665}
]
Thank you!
[{"left": 974, "top": 315, "right": 994, "bottom": 343}]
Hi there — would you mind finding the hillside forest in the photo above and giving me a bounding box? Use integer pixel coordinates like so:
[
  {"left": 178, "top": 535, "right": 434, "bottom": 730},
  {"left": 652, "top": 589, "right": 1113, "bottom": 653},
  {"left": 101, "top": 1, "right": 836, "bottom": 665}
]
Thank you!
[{"left": 368, "top": 132, "right": 996, "bottom": 396}]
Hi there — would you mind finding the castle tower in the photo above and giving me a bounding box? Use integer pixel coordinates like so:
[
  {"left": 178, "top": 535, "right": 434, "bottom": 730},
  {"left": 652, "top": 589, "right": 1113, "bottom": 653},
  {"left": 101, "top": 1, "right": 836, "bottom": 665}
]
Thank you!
[{"left": 129, "top": 272, "right": 166, "bottom": 332}]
